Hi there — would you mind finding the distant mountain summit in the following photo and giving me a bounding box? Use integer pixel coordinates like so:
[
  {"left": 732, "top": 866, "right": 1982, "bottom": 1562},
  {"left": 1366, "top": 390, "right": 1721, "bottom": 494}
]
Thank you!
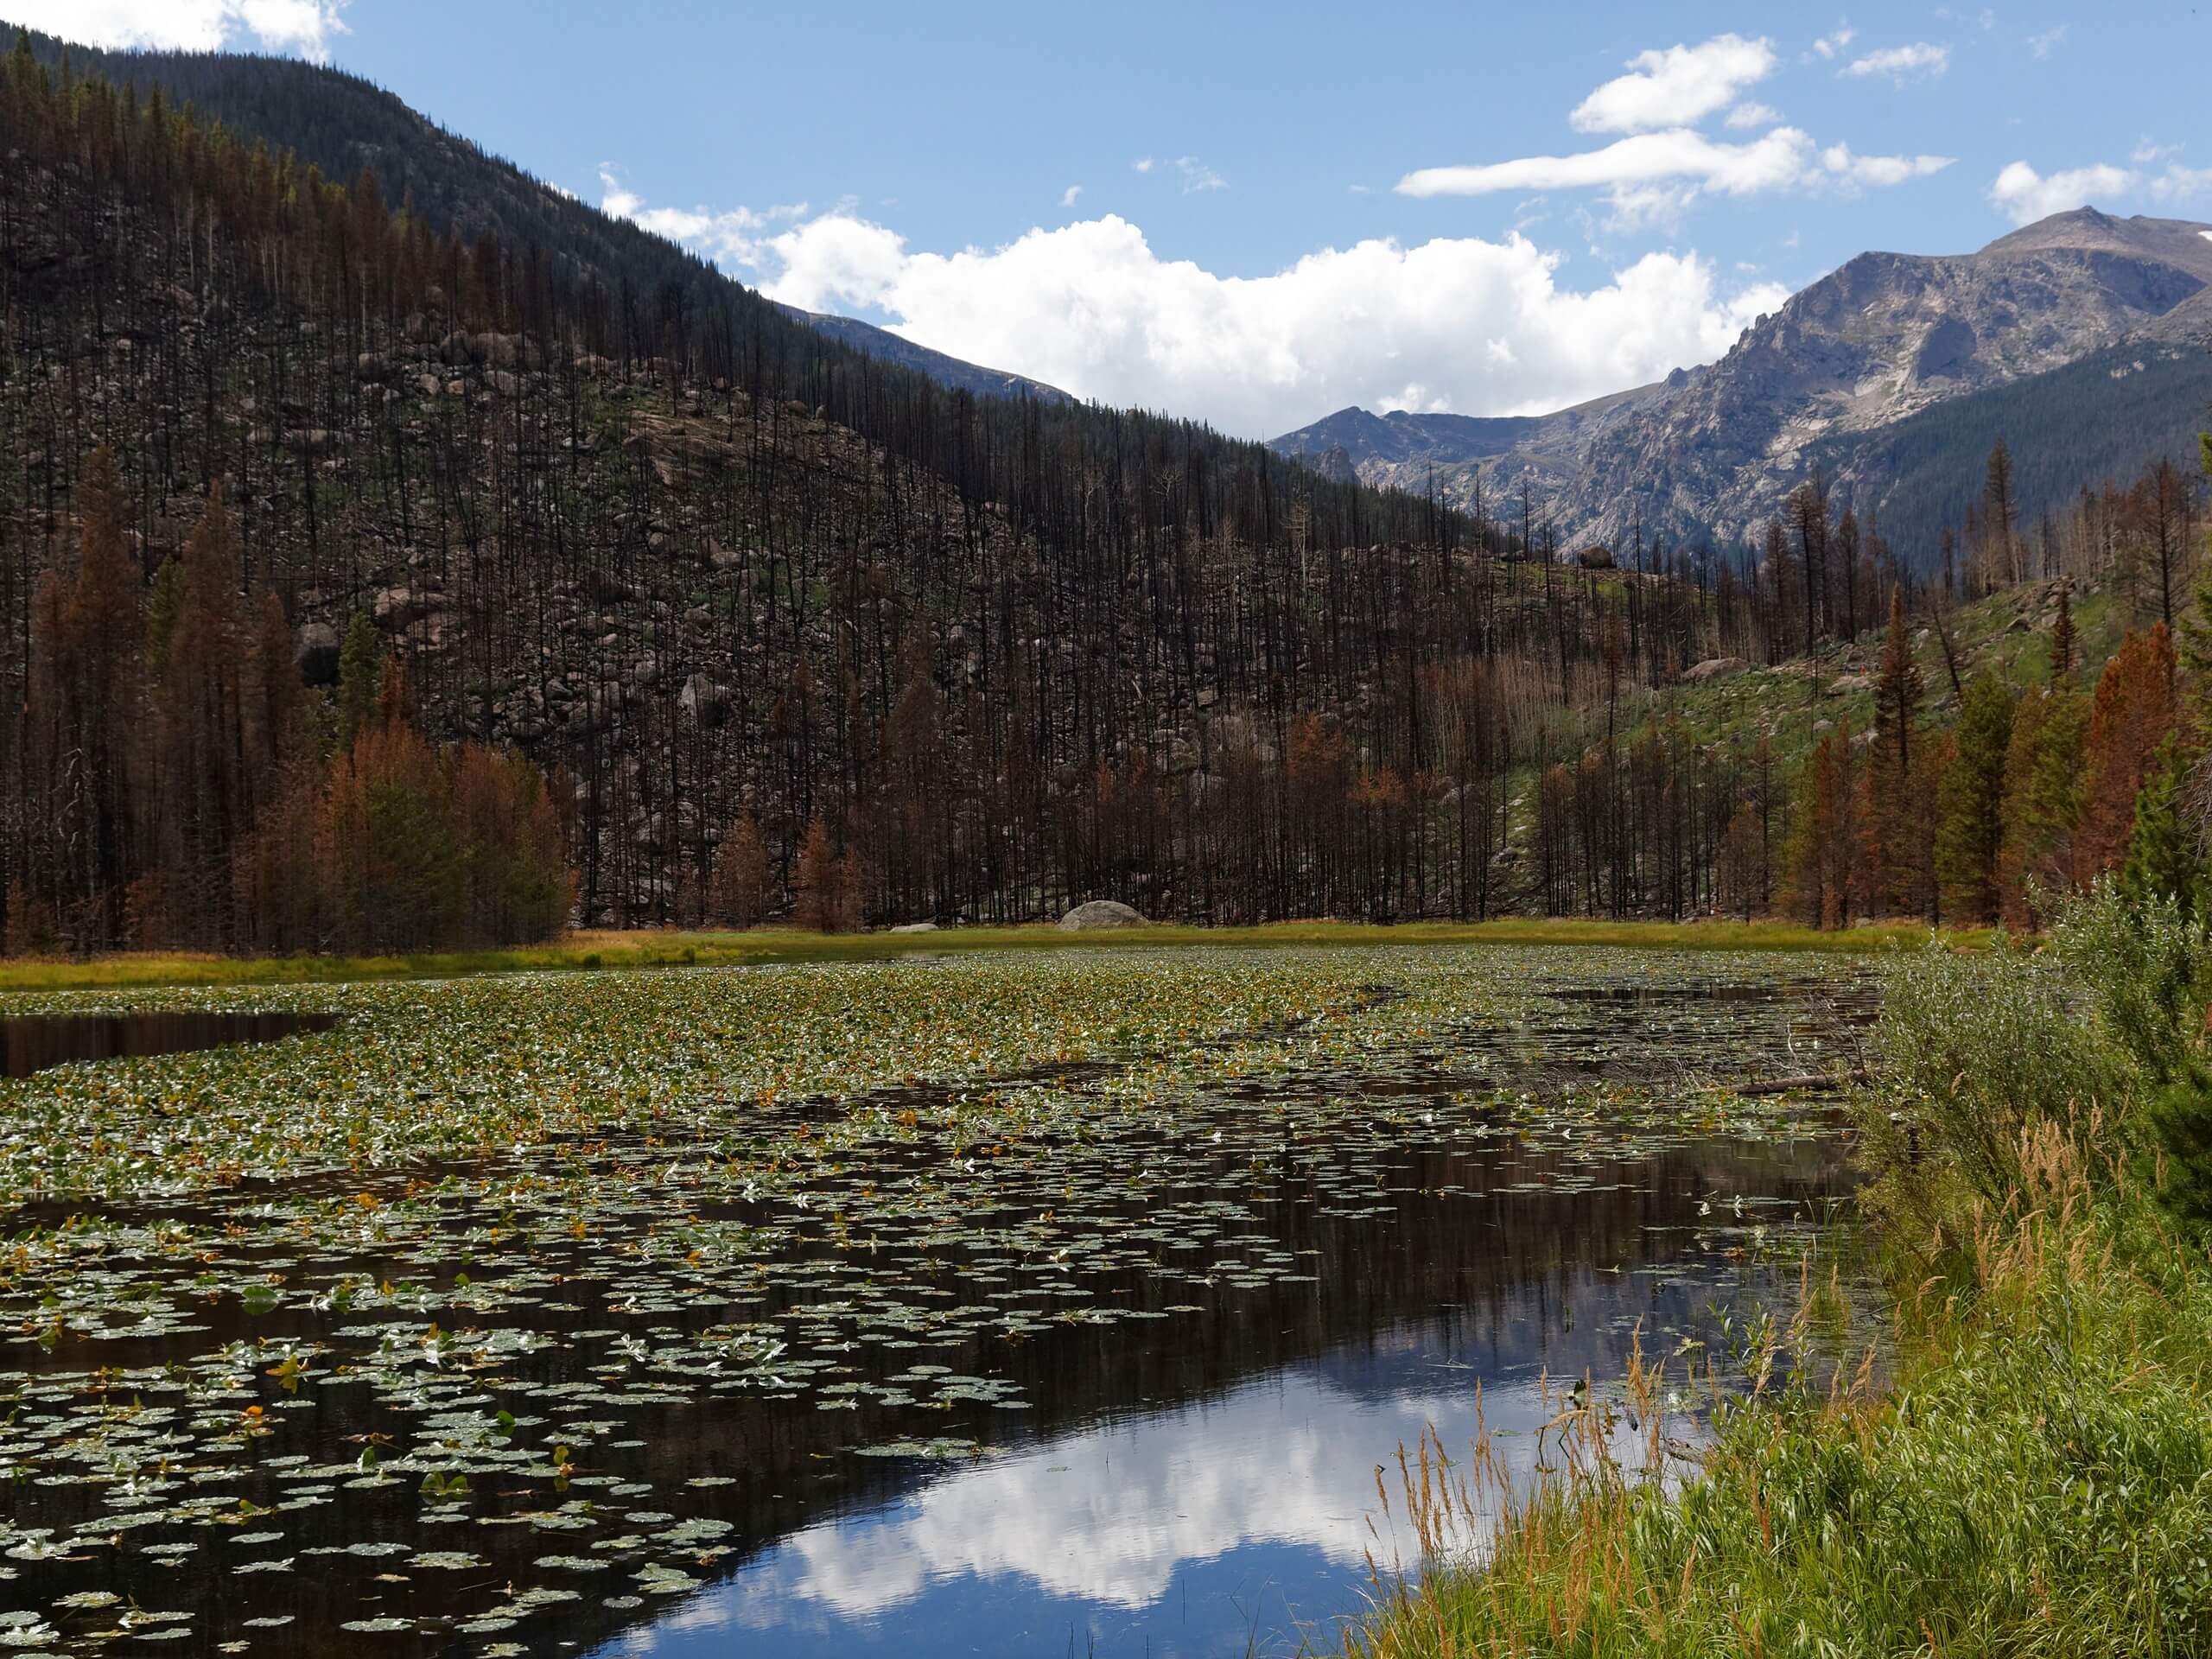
[
  {"left": 772, "top": 304, "right": 1068, "bottom": 404},
  {"left": 1270, "top": 209, "right": 2212, "bottom": 561}
]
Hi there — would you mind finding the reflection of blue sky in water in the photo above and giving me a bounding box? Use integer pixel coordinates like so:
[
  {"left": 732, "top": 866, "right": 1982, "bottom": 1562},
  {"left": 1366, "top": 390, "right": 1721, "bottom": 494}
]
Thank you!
[{"left": 602, "top": 1304, "right": 1672, "bottom": 1659}]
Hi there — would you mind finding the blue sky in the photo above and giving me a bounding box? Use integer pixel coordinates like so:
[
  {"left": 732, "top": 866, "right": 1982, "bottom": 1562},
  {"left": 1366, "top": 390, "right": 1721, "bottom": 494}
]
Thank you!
[{"left": 16, "top": 2, "right": 2209, "bottom": 435}]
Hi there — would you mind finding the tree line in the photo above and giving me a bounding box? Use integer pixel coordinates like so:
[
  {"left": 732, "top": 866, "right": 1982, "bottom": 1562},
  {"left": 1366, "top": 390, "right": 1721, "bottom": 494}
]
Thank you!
[{"left": 7, "top": 446, "right": 570, "bottom": 953}]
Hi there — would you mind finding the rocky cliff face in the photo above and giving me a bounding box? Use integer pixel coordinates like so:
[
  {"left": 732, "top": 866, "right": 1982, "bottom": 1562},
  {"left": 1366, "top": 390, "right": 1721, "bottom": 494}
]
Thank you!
[{"left": 1270, "top": 209, "right": 2212, "bottom": 559}]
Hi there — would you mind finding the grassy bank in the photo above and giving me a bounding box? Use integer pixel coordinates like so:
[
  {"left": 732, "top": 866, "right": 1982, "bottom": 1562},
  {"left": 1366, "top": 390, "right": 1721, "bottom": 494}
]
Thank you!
[
  {"left": 1352, "top": 893, "right": 2212, "bottom": 1657},
  {"left": 0, "top": 916, "right": 1985, "bottom": 994}
]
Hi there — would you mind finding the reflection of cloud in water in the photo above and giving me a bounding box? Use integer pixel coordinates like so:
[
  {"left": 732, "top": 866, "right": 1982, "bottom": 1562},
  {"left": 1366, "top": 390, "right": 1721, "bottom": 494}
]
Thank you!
[{"left": 652, "top": 1363, "right": 1588, "bottom": 1647}]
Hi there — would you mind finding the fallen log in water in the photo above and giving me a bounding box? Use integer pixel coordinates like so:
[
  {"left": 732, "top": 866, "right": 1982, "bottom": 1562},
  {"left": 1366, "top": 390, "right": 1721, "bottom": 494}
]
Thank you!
[{"left": 1734, "top": 1068, "right": 1872, "bottom": 1096}]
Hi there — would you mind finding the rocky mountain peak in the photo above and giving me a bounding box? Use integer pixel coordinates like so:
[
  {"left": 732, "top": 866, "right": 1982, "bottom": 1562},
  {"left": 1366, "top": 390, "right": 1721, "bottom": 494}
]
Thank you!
[{"left": 1268, "top": 207, "right": 2212, "bottom": 563}]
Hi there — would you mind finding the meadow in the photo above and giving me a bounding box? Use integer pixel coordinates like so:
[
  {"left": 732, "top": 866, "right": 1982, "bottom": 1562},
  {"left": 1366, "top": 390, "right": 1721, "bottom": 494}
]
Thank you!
[{"left": 0, "top": 916, "right": 1971, "bottom": 995}]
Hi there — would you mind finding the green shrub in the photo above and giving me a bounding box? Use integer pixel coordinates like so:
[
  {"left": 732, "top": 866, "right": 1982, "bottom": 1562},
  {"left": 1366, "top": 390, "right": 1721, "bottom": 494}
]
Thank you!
[{"left": 1869, "top": 930, "right": 2130, "bottom": 1202}]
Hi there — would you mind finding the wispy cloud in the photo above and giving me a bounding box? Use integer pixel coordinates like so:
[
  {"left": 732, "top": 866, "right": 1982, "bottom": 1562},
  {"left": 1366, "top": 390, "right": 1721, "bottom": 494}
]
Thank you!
[
  {"left": 1399, "top": 29, "right": 1948, "bottom": 225},
  {"left": 1173, "top": 156, "right": 1227, "bottom": 193},
  {"left": 1810, "top": 24, "right": 1857, "bottom": 60},
  {"left": 597, "top": 165, "right": 809, "bottom": 264},
  {"left": 2027, "top": 24, "right": 2068, "bottom": 58},
  {"left": 1821, "top": 143, "right": 1954, "bottom": 188},
  {"left": 1060, "top": 184, "right": 1083, "bottom": 208},
  {"left": 1401, "top": 129, "right": 1812, "bottom": 200},
  {"left": 1842, "top": 42, "right": 1950, "bottom": 81},
  {"left": 1399, "top": 127, "right": 1948, "bottom": 207},
  {"left": 1131, "top": 157, "right": 1156, "bottom": 175}
]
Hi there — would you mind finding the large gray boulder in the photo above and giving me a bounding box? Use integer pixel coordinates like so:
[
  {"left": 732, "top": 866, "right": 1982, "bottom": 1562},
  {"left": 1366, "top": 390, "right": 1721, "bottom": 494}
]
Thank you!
[
  {"left": 1058, "top": 899, "right": 1147, "bottom": 931},
  {"left": 1682, "top": 657, "right": 1750, "bottom": 683}
]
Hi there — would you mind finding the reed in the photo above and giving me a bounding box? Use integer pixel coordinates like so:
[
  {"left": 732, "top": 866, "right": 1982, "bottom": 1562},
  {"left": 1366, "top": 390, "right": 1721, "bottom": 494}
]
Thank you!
[{"left": 1350, "top": 893, "right": 2212, "bottom": 1657}]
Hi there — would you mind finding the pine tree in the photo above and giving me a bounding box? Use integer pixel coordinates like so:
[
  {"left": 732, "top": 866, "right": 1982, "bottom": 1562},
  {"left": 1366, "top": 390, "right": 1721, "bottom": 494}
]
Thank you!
[
  {"left": 1934, "top": 673, "right": 2014, "bottom": 924},
  {"left": 1983, "top": 437, "right": 2018, "bottom": 587},
  {"left": 335, "top": 611, "right": 382, "bottom": 748},
  {"left": 24, "top": 446, "right": 143, "bottom": 945},
  {"left": 1783, "top": 724, "right": 1864, "bottom": 929},
  {"left": 1997, "top": 685, "right": 2090, "bottom": 929},
  {"left": 2079, "top": 624, "right": 2179, "bottom": 879},
  {"left": 150, "top": 483, "right": 262, "bottom": 943},
  {"left": 1866, "top": 584, "right": 1927, "bottom": 913},
  {"left": 2120, "top": 734, "right": 2205, "bottom": 915},
  {"left": 2051, "top": 581, "right": 2076, "bottom": 682},
  {"left": 792, "top": 814, "right": 844, "bottom": 931},
  {"left": 709, "top": 809, "right": 771, "bottom": 926}
]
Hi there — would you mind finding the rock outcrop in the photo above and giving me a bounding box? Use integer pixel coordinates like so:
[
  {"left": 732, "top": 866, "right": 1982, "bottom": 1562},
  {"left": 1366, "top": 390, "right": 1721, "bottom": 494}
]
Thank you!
[{"left": 1058, "top": 900, "right": 1147, "bottom": 931}]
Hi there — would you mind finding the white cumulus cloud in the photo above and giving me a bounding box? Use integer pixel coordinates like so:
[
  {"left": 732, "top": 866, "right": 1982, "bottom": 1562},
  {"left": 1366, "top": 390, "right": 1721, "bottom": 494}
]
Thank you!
[
  {"left": 1569, "top": 33, "right": 1777, "bottom": 134},
  {"left": 1398, "top": 37, "right": 1950, "bottom": 224},
  {"left": 1986, "top": 157, "right": 2212, "bottom": 225},
  {"left": 0, "top": 0, "right": 348, "bottom": 59},
  {"left": 1842, "top": 42, "right": 1950, "bottom": 81},
  {"left": 602, "top": 173, "right": 1790, "bottom": 435}
]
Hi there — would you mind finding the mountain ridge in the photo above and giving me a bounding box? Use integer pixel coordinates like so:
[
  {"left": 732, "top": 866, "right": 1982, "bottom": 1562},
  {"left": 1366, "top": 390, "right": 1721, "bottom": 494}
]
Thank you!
[
  {"left": 1269, "top": 208, "right": 2212, "bottom": 560},
  {"left": 12, "top": 28, "right": 1071, "bottom": 408}
]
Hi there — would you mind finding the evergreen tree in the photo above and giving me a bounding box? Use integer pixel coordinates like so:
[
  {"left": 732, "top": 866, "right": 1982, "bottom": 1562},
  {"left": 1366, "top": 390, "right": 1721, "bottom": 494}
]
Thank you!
[
  {"left": 1934, "top": 673, "right": 2014, "bottom": 924},
  {"left": 335, "top": 611, "right": 382, "bottom": 750},
  {"left": 2120, "top": 734, "right": 2205, "bottom": 915},
  {"left": 1866, "top": 583, "right": 1928, "bottom": 913},
  {"left": 2080, "top": 624, "right": 2179, "bottom": 879},
  {"left": 1983, "top": 436, "right": 2019, "bottom": 587},
  {"left": 1997, "top": 685, "right": 2090, "bottom": 929},
  {"left": 792, "top": 815, "right": 845, "bottom": 931},
  {"left": 1783, "top": 724, "right": 1864, "bottom": 929},
  {"left": 2051, "top": 580, "right": 2076, "bottom": 682},
  {"left": 709, "top": 810, "right": 772, "bottom": 926}
]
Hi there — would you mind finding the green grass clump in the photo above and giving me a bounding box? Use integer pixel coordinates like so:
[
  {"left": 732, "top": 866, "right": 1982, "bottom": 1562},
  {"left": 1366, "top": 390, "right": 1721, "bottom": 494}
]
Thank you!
[
  {"left": 1353, "top": 891, "right": 2212, "bottom": 1658},
  {"left": 1359, "top": 1150, "right": 2212, "bottom": 1656}
]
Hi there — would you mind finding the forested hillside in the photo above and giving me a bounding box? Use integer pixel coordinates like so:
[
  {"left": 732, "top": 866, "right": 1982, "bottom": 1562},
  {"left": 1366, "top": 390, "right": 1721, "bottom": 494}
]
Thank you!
[{"left": 0, "top": 37, "right": 2204, "bottom": 951}]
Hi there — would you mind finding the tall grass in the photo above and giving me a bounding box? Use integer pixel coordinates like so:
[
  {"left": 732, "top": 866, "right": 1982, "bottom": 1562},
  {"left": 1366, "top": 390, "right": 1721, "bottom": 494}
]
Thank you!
[{"left": 1351, "top": 887, "right": 2212, "bottom": 1658}]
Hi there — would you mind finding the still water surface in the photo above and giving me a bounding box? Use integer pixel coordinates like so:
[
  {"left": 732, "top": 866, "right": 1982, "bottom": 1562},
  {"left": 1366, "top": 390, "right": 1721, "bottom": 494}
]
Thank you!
[
  {"left": 0, "top": 957, "right": 1870, "bottom": 1658},
  {"left": 596, "top": 1128, "right": 1846, "bottom": 1659},
  {"left": 1, "top": 1009, "right": 340, "bottom": 1077}
]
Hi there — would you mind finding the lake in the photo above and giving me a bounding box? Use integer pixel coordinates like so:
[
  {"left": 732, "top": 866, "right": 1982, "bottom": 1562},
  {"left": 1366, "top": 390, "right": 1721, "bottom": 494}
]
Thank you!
[{"left": 0, "top": 945, "right": 1876, "bottom": 1656}]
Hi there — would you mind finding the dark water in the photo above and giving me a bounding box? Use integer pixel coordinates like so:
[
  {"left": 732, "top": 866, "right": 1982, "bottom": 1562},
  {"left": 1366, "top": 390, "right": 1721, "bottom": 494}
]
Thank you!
[
  {"left": 2, "top": 1009, "right": 340, "bottom": 1077},
  {"left": 0, "top": 968, "right": 1869, "bottom": 1658},
  {"left": 586, "top": 1139, "right": 1844, "bottom": 1659}
]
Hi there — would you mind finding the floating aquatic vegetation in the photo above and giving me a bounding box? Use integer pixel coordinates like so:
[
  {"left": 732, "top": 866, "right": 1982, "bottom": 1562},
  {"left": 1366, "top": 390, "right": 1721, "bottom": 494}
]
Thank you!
[{"left": 0, "top": 945, "right": 1874, "bottom": 1654}]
